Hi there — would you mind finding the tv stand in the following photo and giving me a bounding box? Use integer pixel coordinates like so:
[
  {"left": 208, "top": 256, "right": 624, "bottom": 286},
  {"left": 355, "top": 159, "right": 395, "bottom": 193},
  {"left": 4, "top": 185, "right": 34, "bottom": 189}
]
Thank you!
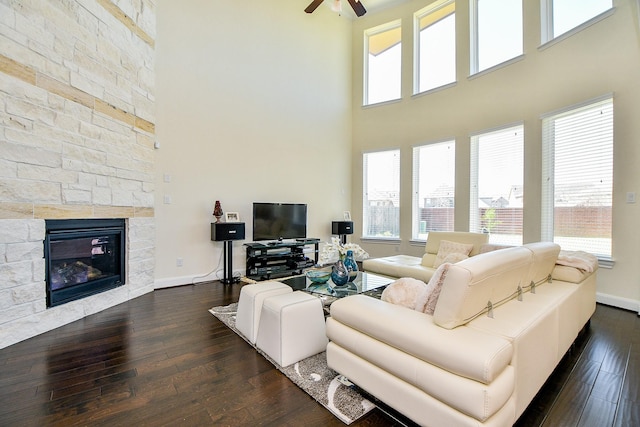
[{"left": 244, "top": 239, "right": 320, "bottom": 281}]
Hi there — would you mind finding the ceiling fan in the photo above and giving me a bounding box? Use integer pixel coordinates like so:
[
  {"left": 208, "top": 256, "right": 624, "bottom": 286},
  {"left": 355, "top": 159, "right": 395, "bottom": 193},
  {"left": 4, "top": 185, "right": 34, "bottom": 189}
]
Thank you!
[{"left": 305, "top": 0, "right": 367, "bottom": 17}]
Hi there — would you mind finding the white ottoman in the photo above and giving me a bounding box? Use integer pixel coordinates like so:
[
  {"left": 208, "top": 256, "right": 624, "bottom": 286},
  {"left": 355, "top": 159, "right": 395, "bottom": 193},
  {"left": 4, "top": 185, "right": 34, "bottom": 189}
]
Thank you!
[
  {"left": 236, "top": 281, "right": 292, "bottom": 344},
  {"left": 256, "top": 291, "right": 328, "bottom": 367}
]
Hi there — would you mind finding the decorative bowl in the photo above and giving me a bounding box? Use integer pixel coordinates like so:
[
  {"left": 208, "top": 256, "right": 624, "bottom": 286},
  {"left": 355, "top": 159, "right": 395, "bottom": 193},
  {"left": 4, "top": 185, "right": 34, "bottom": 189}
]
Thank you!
[{"left": 306, "top": 269, "right": 331, "bottom": 284}]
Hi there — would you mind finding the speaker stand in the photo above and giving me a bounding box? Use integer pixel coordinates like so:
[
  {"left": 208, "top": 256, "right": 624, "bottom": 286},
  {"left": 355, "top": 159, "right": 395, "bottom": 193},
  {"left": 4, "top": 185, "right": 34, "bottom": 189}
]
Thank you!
[{"left": 221, "top": 240, "right": 238, "bottom": 285}]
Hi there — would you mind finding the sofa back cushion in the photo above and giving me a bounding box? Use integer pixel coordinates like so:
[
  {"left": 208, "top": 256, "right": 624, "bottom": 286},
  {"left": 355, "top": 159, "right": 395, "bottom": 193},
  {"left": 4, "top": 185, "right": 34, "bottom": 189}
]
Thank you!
[
  {"left": 433, "top": 246, "right": 533, "bottom": 329},
  {"left": 524, "top": 242, "right": 561, "bottom": 286},
  {"left": 421, "top": 231, "right": 489, "bottom": 267}
]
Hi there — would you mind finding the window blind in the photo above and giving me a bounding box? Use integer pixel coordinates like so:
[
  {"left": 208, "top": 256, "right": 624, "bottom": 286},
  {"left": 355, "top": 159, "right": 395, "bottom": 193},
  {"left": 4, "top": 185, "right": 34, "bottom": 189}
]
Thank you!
[
  {"left": 541, "top": 96, "right": 613, "bottom": 257},
  {"left": 470, "top": 124, "right": 524, "bottom": 245},
  {"left": 412, "top": 141, "right": 455, "bottom": 239},
  {"left": 363, "top": 150, "right": 401, "bottom": 238}
]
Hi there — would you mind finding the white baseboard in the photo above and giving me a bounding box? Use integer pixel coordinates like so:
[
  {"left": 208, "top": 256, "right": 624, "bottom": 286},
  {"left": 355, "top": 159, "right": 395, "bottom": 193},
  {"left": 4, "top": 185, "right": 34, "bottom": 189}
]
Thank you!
[
  {"left": 154, "top": 276, "right": 194, "bottom": 289},
  {"left": 596, "top": 292, "right": 640, "bottom": 314},
  {"left": 154, "top": 270, "right": 240, "bottom": 289},
  {"left": 154, "top": 274, "right": 215, "bottom": 289}
]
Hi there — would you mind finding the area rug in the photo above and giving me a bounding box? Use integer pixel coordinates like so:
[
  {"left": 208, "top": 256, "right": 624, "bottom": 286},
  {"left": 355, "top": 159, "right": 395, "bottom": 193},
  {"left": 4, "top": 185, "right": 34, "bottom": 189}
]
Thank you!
[{"left": 209, "top": 303, "right": 375, "bottom": 425}]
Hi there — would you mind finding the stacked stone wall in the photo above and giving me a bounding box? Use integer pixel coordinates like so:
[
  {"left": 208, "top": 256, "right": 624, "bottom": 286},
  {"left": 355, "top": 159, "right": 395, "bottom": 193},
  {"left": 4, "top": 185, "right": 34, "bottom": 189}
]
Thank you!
[{"left": 0, "top": 0, "right": 156, "bottom": 348}]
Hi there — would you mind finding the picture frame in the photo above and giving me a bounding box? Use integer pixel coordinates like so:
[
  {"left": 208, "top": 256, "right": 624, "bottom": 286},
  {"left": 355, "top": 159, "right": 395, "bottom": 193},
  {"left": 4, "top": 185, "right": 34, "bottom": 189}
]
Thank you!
[
  {"left": 343, "top": 211, "right": 351, "bottom": 221},
  {"left": 225, "top": 212, "right": 240, "bottom": 222}
]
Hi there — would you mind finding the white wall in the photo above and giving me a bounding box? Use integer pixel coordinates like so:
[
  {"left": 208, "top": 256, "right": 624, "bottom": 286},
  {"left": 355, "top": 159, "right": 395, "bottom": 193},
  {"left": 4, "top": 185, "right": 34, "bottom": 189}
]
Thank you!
[
  {"left": 350, "top": 0, "right": 640, "bottom": 310},
  {"left": 154, "top": 1, "right": 353, "bottom": 286}
]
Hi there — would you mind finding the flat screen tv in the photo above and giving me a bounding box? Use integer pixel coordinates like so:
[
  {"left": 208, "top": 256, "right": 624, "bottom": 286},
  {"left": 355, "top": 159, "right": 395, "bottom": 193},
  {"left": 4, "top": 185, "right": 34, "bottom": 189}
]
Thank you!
[{"left": 252, "top": 202, "right": 307, "bottom": 242}]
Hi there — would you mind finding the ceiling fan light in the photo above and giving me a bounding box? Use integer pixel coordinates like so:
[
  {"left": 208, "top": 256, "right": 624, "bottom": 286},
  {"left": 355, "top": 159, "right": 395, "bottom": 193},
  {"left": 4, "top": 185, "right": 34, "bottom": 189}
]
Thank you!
[{"left": 331, "top": 0, "right": 342, "bottom": 13}]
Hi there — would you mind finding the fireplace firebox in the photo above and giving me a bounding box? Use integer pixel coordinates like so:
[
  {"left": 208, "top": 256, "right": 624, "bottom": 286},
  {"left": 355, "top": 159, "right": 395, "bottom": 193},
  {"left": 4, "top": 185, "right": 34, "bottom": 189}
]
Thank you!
[{"left": 45, "top": 219, "right": 126, "bottom": 308}]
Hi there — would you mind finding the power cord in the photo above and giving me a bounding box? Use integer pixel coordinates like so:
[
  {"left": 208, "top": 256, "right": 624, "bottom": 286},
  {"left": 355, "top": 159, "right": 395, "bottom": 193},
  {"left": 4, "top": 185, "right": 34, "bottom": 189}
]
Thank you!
[{"left": 191, "top": 247, "right": 224, "bottom": 285}]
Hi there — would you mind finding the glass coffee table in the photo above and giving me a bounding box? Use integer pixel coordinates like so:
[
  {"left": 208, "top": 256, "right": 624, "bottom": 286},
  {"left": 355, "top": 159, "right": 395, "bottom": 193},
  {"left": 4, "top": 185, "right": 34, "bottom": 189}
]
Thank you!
[{"left": 281, "top": 270, "right": 395, "bottom": 311}]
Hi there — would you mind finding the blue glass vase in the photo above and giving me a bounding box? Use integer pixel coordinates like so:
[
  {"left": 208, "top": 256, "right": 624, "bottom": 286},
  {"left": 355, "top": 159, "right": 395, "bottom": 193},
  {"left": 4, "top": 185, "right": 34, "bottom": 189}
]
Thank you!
[
  {"left": 331, "top": 260, "right": 349, "bottom": 286},
  {"left": 343, "top": 250, "right": 358, "bottom": 282}
]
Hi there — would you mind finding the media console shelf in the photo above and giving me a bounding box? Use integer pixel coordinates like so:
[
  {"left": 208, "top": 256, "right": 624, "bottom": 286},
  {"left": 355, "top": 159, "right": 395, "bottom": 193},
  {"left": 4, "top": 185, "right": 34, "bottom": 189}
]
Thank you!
[{"left": 244, "top": 239, "right": 320, "bottom": 281}]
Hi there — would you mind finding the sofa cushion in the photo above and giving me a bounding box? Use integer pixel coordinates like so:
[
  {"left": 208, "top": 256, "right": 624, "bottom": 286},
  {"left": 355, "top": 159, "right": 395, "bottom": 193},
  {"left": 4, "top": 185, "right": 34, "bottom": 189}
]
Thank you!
[
  {"left": 552, "top": 264, "right": 592, "bottom": 283},
  {"left": 433, "top": 246, "right": 534, "bottom": 329},
  {"left": 328, "top": 295, "right": 514, "bottom": 385},
  {"left": 523, "top": 242, "right": 561, "bottom": 286},
  {"left": 424, "top": 231, "right": 489, "bottom": 258},
  {"left": 381, "top": 277, "right": 428, "bottom": 309},
  {"left": 442, "top": 251, "right": 469, "bottom": 265},
  {"left": 416, "top": 263, "right": 449, "bottom": 315},
  {"left": 433, "top": 240, "right": 474, "bottom": 268}
]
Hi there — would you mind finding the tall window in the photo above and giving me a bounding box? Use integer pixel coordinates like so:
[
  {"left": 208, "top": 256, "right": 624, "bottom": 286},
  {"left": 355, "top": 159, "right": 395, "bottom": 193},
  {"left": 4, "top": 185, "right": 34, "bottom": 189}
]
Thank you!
[
  {"left": 470, "top": 0, "right": 523, "bottom": 74},
  {"left": 541, "top": 0, "right": 613, "bottom": 43},
  {"left": 364, "top": 21, "right": 402, "bottom": 105},
  {"left": 470, "top": 124, "right": 524, "bottom": 245},
  {"left": 541, "top": 96, "right": 613, "bottom": 257},
  {"left": 363, "top": 150, "right": 400, "bottom": 239},
  {"left": 413, "top": 141, "right": 455, "bottom": 239},
  {"left": 414, "top": 0, "right": 456, "bottom": 94}
]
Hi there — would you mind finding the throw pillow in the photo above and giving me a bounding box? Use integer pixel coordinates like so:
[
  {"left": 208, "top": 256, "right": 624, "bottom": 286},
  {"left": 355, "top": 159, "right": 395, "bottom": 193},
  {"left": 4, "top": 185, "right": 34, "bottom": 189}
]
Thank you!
[
  {"left": 441, "top": 252, "right": 468, "bottom": 264},
  {"left": 381, "top": 277, "right": 428, "bottom": 310},
  {"left": 415, "top": 262, "right": 450, "bottom": 315},
  {"left": 433, "top": 240, "right": 474, "bottom": 268}
]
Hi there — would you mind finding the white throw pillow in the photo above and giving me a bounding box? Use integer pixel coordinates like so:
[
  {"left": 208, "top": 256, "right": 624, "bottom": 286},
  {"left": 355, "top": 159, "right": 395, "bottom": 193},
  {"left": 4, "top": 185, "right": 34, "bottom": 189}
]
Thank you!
[
  {"left": 381, "top": 277, "right": 428, "bottom": 310},
  {"left": 433, "top": 240, "right": 474, "bottom": 268},
  {"left": 441, "top": 252, "right": 468, "bottom": 264},
  {"left": 415, "top": 263, "right": 450, "bottom": 315}
]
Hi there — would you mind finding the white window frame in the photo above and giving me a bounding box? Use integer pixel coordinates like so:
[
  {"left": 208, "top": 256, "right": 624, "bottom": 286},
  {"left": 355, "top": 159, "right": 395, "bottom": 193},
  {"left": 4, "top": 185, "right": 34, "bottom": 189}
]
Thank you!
[
  {"left": 540, "top": 0, "right": 614, "bottom": 45},
  {"left": 541, "top": 95, "right": 614, "bottom": 259},
  {"left": 470, "top": 123, "right": 524, "bottom": 246},
  {"left": 412, "top": 140, "right": 456, "bottom": 240},
  {"left": 469, "top": 0, "right": 523, "bottom": 75},
  {"left": 413, "top": 0, "right": 456, "bottom": 95},
  {"left": 362, "top": 149, "right": 401, "bottom": 240},
  {"left": 364, "top": 20, "right": 402, "bottom": 106}
]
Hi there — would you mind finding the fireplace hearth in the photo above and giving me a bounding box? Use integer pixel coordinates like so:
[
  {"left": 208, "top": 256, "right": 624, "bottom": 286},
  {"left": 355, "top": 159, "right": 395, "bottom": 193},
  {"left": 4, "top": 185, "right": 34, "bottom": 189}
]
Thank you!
[{"left": 45, "top": 219, "right": 126, "bottom": 308}]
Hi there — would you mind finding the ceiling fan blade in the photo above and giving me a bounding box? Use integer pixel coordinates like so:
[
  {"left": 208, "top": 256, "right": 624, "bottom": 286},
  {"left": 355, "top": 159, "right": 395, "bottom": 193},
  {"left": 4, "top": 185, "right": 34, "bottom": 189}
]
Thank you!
[
  {"left": 305, "top": 0, "right": 325, "bottom": 13},
  {"left": 346, "top": 0, "right": 367, "bottom": 17}
]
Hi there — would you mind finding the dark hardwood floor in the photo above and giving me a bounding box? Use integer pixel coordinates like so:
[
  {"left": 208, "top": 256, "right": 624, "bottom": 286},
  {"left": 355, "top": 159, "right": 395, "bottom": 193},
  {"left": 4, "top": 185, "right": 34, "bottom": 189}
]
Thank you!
[{"left": 0, "top": 281, "right": 638, "bottom": 426}]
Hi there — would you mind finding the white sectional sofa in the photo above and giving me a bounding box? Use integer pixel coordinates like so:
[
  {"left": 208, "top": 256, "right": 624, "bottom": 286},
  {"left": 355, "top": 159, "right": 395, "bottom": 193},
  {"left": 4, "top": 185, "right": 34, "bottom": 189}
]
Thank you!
[
  {"left": 326, "top": 242, "right": 597, "bottom": 426},
  {"left": 362, "top": 231, "right": 490, "bottom": 282}
]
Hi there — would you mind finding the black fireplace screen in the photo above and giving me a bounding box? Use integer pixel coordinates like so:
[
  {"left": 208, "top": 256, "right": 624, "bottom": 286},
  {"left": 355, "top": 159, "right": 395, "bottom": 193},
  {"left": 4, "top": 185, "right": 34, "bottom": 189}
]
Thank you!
[{"left": 45, "top": 219, "right": 126, "bottom": 307}]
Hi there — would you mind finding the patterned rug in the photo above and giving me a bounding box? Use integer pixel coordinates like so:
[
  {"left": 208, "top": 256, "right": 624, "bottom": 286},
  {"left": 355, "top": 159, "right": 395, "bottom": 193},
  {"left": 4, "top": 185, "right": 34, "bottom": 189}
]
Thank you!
[{"left": 209, "top": 303, "right": 375, "bottom": 425}]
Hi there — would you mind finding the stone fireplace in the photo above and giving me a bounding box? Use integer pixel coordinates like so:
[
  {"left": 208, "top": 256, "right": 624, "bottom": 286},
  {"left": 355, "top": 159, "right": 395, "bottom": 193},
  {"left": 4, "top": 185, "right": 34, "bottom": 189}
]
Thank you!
[{"left": 0, "top": 0, "right": 157, "bottom": 349}]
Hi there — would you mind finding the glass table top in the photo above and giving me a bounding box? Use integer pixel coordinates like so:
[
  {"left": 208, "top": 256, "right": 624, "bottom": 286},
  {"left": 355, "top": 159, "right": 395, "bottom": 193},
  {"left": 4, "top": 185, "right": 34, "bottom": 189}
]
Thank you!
[{"left": 281, "top": 270, "right": 394, "bottom": 300}]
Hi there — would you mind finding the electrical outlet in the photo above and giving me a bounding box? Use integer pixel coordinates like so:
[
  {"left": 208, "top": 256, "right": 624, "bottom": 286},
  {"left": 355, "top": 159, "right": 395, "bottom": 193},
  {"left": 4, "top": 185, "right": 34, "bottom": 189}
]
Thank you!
[
  {"left": 164, "top": 195, "right": 172, "bottom": 204},
  {"left": 176, "top": 258, "right": 183, "bottom": 267},
  {"left": 627, "top": 192, "right": 636, "bottom": 204}
]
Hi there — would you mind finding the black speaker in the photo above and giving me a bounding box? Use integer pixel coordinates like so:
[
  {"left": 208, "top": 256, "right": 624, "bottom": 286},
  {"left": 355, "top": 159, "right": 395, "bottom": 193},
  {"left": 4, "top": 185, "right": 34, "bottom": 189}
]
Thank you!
[
  {"left": 211, "top": 222, "right": 245, "bottom": 241},
  {"left": 332, "top": 221, "right": 354, "bottom": 235}
]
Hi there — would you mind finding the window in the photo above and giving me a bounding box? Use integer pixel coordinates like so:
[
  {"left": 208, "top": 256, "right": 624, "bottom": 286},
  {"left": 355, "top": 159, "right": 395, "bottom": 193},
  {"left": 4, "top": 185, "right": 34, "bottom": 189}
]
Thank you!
[
  {"left": 414, "top": 0, "right": 456, "bottom": 94},
  {"left": 541, "top": 0, "right": 613, "bottom": 43},
  {"left": 413, "top": 141, "right": 455, "bottom": 239},
  {"left": 541, "top": 96, "right": 613, "bottom": 257},
  {"left": 470, "top": 0, "right": 523, "bottom": 74},
  {"left": 364, "top": 21, "right": 402, "bottom": 105},
  {"left": 363, "top": 150, "right": 400, "bottom": 238},
  {"left": 470, "top": 124, "right": 524, "bottom": 245}
]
